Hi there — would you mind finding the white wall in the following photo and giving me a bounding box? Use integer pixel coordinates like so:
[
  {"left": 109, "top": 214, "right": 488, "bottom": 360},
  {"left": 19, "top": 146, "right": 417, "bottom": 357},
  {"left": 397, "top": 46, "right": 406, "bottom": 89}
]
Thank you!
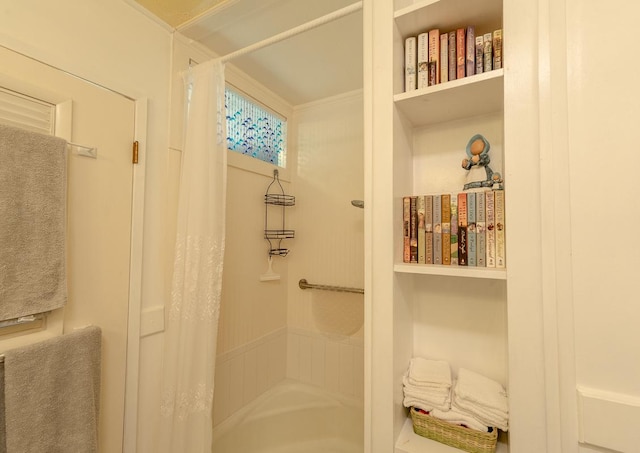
[
  {"left": 0, "top": 1, "right": 172, "bottom": 451},
  {"left": 566, "top": 0, "right": 640, "bottom": 397},
  {"left": 561, "top": 1, "right": 640, "bottom": 452}
]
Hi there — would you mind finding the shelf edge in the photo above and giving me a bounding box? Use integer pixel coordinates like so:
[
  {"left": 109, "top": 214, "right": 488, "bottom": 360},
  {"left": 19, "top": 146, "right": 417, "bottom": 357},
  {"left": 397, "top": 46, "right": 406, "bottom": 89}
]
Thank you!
[
  {"left": 394, "top": 263, "right": 507, "bottom": 280},
  {"left": 394, "top": 69, "right": 504, "bottom": 103},
  {"left": 394, "top": 0, "right": 441, "bottom": 20}
]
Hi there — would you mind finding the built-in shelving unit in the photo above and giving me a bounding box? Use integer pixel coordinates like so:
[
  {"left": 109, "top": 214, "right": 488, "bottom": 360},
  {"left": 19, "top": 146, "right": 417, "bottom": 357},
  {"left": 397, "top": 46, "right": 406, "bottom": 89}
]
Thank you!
[{"left": 388, "top": 0, "right": 508, "bottom": 451}]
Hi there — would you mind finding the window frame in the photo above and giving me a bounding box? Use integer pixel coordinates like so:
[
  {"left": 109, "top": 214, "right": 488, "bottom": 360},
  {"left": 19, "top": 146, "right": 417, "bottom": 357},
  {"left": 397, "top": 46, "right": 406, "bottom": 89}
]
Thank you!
[
  {"left": 224, "top": 65, "right": 293, "bottom": 182},
  {"left": 225, "top": 83, "right": 287, "bottom": 169}
]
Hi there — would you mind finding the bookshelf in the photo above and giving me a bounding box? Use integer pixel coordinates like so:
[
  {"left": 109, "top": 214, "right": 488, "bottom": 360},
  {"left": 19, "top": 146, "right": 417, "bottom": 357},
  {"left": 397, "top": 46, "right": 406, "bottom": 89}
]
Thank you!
[{"left": 382, "top": 0, "right": 510, "bottom": 451}]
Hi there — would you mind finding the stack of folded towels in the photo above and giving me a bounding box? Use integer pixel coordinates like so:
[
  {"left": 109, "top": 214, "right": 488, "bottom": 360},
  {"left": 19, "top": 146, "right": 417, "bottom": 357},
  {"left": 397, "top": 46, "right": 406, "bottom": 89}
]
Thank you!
[
  {"left": 450, "top": 367, "right": 509, "bottom": 431},
  {"left": 402, "top": 357, "right": 452, "bottom": 412},
  {"left": 403, "top": 358, "right": 509, "bottom": 433}
]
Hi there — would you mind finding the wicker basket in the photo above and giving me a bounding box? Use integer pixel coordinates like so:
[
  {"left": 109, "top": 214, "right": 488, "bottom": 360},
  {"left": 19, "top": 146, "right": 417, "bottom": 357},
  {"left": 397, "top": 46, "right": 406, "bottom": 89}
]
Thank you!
[{"left": 410, "top": 407, "right": 498, "bottom": 453}]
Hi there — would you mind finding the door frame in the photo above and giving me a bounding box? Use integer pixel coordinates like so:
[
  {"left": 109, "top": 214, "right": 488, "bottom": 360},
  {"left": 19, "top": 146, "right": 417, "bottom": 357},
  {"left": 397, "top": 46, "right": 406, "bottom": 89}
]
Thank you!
[
  {"left": 0, "top": 50, "right": 148, "bottom": 452},
  {"left": 123, "top": 97, "right": 147, "bottom": 453}
]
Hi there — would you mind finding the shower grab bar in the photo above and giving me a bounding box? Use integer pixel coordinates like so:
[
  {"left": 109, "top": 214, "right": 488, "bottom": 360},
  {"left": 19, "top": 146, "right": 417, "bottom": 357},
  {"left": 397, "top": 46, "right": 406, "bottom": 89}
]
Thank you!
[{"left": 298, "top": 279, "right": 364, "bottom": 295}]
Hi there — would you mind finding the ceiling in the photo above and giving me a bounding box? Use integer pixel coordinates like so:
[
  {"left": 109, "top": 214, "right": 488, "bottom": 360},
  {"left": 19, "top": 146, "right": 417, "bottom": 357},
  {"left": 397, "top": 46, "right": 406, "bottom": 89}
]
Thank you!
[{"left": 132, "top": 0, "right": 363, "bottom": 106}]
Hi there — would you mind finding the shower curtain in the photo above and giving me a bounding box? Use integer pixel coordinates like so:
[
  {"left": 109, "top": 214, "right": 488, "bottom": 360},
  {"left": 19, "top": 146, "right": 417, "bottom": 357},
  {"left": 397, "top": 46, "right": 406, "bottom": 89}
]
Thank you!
[{"left": 158, "top": 60, "right": 227, "bottom": 453}]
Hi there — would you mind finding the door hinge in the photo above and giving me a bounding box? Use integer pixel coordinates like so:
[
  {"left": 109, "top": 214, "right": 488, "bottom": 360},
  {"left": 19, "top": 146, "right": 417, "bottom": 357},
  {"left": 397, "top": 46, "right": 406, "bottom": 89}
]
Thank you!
[{"left": 132, "top": 141, "right": 139, "bottom": 164}]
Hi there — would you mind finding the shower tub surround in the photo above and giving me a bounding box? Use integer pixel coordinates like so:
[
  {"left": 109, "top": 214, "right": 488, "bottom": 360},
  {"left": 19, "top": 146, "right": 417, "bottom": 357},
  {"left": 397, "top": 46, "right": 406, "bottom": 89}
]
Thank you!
[
  {"left": 212, "top": 379, "right": 363, "bottom": 453},
  {"left": 212, "top": 326, "right": 364, "bottom": 427},
  {"left": 212, "top": 326, "right": 364, "bottom": 452}
]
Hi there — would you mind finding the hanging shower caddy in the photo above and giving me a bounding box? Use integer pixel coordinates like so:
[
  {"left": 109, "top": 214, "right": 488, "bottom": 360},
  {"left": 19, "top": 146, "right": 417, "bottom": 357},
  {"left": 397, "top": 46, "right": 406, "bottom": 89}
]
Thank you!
[{"left": 264, "top": 169, "right": 295, "bottom": 257}]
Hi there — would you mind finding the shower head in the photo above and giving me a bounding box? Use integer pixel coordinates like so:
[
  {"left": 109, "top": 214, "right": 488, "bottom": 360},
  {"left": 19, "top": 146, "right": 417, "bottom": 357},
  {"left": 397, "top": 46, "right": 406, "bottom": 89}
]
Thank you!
[{"left": 351, "top": 200, "right": 364, "bottom": 209}]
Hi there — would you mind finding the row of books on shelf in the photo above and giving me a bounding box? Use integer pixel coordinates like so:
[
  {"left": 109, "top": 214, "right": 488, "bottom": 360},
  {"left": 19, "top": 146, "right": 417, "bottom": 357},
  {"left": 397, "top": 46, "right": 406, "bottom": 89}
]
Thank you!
[
  {"left": 403, "top": 191, "right": 505, "bottom": 268},
  {"left": 404, "top": 26, "right": 502, "bottom": 92}
]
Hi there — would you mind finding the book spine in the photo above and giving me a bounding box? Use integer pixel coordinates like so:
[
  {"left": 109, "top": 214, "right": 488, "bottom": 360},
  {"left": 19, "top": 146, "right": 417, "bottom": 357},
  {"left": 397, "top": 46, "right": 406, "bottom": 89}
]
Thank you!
[
  {"left": 425, "top": 195, "right": 434, "bottom": 264},
  {"left": 433, "top": 194, "right": 442, "bottom": 265},
  {"left": 428, "top": 29, "right": 440, "bottom": 85},
  {"left": 475, "top": 35, "right": 484, "bottom": 75},
  {"left": 417, "top": 195, "right": 426, "bottom": 264},
  {"left": 483, "top": 32, "right": 493, "bottom": 72},
  {"left": 403, "top": 196, "right": 411, "bottom": 263},
  {"left": 476, "top": 190, "right": 486, "bottom": 267},
  {"left": 457, "top": 193, "right": 468, "bottom": 266},
  {"left": 405, "top": 36, "right": 417, "bottom": 92},
  {"left": 485, "top": 191, "right": 496, "bottom": 268},
  {"left": 456, "top": 28, "right": 466, "bottom": 79},
  {"left": 495, "top": 190, "right": 506, "bottom": 268},
  {"left": 448, "top": 31, "right": 457, "bottom": 82},
  {"left": 417, "top": 33, "right": 430, "bottom": 89},
  {"left": 441, "top": 193, "right": 451, "bottom": 265},
  {"left": 410, "top": 196, "right": 418, "bottom": 263},
  {"left": 450, "top": 195, "right": 458, "bottom": 265},
  {"left": 493, "top": 29, "right": 503, "bottom": 69},
  {"left": 467, "top": 192, "right": 477, "bottom": 266},
  {"left": 465, "top": 26, "right": 475, "bottom": 77},
  {"left": 428, "top": 61, "right": 437, "bottom": 87},
  {"left": 440, "top": 33, "right": 448, "bottom": 83}
]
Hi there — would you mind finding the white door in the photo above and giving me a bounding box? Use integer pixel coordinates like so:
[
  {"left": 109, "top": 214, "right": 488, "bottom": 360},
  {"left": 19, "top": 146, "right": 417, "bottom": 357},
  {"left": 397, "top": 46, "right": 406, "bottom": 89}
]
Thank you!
[{"left": 0, "top": 46, "right": 135, "bottom": 453}]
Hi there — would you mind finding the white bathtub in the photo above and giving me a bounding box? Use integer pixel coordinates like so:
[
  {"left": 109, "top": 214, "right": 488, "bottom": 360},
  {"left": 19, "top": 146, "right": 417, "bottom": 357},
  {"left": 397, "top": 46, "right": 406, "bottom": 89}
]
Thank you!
[{"left": 212, "top": 380, "right": 363, "bottom": 453}]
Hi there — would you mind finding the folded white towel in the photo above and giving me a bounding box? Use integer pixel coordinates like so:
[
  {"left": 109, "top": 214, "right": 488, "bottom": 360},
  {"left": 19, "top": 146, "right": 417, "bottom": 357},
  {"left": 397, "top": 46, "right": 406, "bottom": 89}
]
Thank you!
[
  {"left": 408, "top": 358, "right": 451, "bottom": 388},
  {"left": 405, "top": 375, "right": 450, "bottom": 389},
  {"left": 455, "top": 368, "right": 508, "bottom": 414},
  {"left": 402, "top": 397, "right": 434, "bottom": 412},
  {"left": 430, "top": 407, "right": 490, "bottom": 433},
  {"left": 403, "top": 385, "right": 451, "bottom": 409},
  {"left": 455, "top": 395, "right": 508, "bottom": 420},
  {"left": 402, "top": 376, "right": 450, "bottom": 396},
  {"left": 452, "top": 399, "right": 508, "bottom": 431}
]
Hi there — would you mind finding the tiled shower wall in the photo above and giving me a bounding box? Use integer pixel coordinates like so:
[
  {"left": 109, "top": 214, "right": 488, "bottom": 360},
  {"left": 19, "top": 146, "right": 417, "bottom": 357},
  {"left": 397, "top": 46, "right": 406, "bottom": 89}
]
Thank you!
[
  {"left": 287, "top": 328, "right": 364, "bottom": 400},
  {"left": 213, "top": 328, "right": 287, "bottom": 426}
]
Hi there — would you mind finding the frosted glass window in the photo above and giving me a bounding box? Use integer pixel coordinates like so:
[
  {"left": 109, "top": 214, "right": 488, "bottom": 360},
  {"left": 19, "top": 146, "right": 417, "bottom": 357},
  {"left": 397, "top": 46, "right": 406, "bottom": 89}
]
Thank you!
[{"left": 225, "top": 86, "right": 287, "bottom": 167}]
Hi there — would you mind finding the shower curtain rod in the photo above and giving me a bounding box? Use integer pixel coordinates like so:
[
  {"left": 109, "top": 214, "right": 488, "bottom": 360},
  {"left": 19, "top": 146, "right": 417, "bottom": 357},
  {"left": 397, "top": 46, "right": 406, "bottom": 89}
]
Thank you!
[{"left": 217, "top": 1, "right": 363, "bottom": 64}]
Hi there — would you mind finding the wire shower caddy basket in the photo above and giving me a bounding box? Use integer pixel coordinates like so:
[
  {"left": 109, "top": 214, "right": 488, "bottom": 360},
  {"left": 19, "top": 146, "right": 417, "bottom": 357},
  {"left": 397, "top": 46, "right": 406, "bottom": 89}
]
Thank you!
[{"left": 264, "top": 169, "right": 295, "bottom": 256}]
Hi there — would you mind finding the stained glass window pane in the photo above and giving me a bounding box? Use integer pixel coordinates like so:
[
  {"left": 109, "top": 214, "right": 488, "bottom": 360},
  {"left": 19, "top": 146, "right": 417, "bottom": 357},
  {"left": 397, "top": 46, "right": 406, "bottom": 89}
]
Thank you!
[{"left": 225, "top": 86, "right": 287, "bottom": 167}]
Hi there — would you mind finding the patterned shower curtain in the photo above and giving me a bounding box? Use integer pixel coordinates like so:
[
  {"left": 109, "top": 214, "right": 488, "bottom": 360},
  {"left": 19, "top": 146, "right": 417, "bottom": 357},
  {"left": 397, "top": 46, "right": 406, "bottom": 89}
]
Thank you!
[{"left": 158, "top": 59, "right": 227, "bottom": 453}]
